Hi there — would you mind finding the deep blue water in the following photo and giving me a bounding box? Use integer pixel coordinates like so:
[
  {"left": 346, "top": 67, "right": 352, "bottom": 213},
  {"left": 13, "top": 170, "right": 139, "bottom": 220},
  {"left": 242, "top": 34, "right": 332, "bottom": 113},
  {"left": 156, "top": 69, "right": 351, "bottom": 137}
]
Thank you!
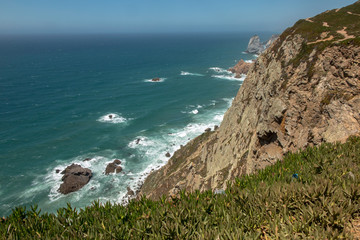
[{"left": 0, "top": 33, "right": 267, "bottom": 216}]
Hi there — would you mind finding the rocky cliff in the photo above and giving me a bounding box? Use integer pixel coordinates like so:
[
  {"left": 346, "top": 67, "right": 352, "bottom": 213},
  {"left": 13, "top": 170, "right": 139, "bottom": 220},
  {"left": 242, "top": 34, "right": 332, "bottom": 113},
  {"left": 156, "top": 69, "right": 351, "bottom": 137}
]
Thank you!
[{"left": 140, "top": 1, "right": 360, "bottom": 200}]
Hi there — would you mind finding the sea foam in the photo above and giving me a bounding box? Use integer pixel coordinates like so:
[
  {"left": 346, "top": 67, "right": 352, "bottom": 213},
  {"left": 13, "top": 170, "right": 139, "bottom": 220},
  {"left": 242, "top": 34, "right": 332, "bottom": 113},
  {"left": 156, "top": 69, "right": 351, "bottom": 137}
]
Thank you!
[
  {"left": 180, "top": 71, "right": 204, "bottom": 76},
  {"left": 97, "top": 113, "right": 127, "bottom": 124}
]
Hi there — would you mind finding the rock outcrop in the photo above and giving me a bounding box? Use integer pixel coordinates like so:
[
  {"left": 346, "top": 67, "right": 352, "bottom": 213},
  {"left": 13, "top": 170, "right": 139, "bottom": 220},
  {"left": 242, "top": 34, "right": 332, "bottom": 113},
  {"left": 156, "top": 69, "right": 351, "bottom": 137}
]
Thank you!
[
  {"left": 140, "top": 1, "right": 360, "bottom": 200},
  {"left": 246, "top": 35, "right": 264, "bottom": 54},
  {"left": 105, "top": 159, "right": 122, "bottom": 174},
  {"left": 59, "top": 164, "right": 92, "bottom": 194},
  {"left": 246, "top": 34, "right": 280, "bottom": 54},
  {"left": 265, "top": 34, "right": 280, "bottom": 49},
  {"left": 228, "top": 59, "right": 253, "bottom": 78}
]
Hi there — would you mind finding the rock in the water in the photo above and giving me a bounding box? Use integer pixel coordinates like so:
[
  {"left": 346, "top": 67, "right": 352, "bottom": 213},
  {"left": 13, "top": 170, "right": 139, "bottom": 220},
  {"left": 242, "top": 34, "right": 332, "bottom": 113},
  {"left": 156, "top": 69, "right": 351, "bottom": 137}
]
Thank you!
[
  {"left": 113, "top": 159, "right": 121, "bottom": 165},
  {"left": 152, "top": 78, "right": 161, "bottom": 82},
  {"left": 165, "top": 152, "right": 171, "bottom": 158},
  {"left": 246, "top": 34, "right": 279, "bottom": 54},
  {"left": 105, "top": 160, "right": 122, "bottom": 175},
  {"left": 246, "top": 35, "right": 264, "bottom": 54},
  {"left": 83, "top": 158, "right": 92, "bottom": 162},
  {"left": 205, "top": 128, "right": 211, "bottom": 132},
  {"left": 228, "top": 59, "right": 253, "bottom": 78},
  {"left": 58, "top": 164, "right": 92, "bottom": 194},
  {"left": 55, "top": 169, "right": 60, "bottom": 173}
]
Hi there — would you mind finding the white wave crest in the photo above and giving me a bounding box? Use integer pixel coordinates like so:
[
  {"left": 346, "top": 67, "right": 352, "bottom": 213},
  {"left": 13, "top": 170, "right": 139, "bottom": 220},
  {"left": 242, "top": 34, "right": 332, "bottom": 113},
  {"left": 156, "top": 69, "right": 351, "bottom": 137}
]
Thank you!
[
  {"left": 209, "top": 67, "right": 231, "bottom": 74},
  {"left": 191, "top": 109, "right": 199, "bottom": 114},
  {"left": 211, "top": 74, "right": 245, "bottom": 81},
  {"left": 180, "top": 71, "right": 204, "bottom": 76}
]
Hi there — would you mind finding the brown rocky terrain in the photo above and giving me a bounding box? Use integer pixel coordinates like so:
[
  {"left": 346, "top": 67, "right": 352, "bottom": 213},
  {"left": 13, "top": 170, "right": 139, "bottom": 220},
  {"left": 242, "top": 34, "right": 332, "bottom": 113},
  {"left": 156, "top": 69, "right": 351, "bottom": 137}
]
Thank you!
[
  {"left": 228, "top": 59, "right": 253, "bottom": 78},
  {"left": 140, "top": 1, "right": 360, "bottom": 200}
]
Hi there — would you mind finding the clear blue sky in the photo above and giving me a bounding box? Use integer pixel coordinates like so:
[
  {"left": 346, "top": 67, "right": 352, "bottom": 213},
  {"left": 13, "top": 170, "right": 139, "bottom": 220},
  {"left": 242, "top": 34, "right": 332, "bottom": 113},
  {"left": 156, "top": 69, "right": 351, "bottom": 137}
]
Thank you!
[{"left": 0, "top": 0, "right": 356, "bottom": 35}]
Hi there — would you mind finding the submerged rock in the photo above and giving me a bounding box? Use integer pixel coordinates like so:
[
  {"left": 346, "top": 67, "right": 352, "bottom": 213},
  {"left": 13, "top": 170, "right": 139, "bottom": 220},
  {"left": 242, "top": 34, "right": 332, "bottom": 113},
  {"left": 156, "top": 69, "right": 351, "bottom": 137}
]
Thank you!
[{"left": 58, "top": 164, "right": 92, "bottom": 194}]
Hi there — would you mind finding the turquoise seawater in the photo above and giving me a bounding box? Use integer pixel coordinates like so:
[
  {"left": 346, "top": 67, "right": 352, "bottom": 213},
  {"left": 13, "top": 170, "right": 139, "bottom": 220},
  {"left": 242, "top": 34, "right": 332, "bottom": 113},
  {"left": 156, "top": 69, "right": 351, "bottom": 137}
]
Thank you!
[{"left": 0, "top": 33, "right": 269, "bottom": 216}]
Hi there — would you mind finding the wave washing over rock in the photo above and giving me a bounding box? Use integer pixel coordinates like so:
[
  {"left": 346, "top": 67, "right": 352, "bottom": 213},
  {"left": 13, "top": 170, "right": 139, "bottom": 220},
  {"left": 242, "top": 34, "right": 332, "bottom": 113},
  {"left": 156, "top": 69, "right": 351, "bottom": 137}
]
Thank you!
[
  {"left": 97, "top": 113, "right": 128, "bottom": 124},
  {"left": 139, "top": 2, "right": 360, "bottom": 200}
]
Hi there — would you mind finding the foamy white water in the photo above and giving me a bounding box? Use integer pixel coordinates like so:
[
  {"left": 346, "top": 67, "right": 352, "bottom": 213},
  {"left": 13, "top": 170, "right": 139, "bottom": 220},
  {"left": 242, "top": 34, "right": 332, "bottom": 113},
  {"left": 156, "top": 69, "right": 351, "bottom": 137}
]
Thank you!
[
  {"left": 97, "top": 113, "right": 127, "bottom": 124},
  {"left": 180, "top": 71, "right": 204, "bottom": 76}
]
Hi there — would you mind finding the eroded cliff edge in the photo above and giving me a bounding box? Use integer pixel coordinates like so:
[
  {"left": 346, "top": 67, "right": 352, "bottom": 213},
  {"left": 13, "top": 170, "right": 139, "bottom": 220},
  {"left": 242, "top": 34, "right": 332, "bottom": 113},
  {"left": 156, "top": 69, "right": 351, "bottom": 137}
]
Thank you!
[{"left": 140, "top": 1, "right": 360, "bottom": 200}]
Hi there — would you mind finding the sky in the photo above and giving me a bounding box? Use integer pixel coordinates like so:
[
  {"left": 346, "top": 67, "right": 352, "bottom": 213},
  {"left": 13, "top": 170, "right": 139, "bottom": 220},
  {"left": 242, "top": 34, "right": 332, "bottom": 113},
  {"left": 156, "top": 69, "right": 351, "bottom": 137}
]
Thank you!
[{"left": 0, "top": 0, "right": 356, "bottom": 35}]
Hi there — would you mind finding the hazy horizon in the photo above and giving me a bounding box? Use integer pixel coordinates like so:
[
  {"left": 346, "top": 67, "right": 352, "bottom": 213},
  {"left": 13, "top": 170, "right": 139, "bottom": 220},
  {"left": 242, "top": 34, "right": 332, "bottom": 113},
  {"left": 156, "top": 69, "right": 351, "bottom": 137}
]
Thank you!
[{"left": 0, "top": 0, "right": 356, "bottom": 35}]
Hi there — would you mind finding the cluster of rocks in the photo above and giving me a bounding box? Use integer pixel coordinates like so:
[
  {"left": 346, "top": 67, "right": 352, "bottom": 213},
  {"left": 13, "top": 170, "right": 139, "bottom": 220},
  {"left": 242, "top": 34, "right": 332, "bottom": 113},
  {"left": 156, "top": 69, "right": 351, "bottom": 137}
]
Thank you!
[
  {"left": 57, "top": 158, "right": 124, "bottom": 195},
  {"left": 105, "top": 159, "right": 122, "bottom": 175},
  {"left": 246, "top": 34, "right": 279, "bottom": 54}
]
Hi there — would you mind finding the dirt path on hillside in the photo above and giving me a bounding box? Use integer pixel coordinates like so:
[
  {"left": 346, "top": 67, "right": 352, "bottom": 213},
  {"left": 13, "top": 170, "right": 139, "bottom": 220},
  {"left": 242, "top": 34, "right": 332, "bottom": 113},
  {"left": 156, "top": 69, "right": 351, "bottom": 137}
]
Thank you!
[
  {"left": 336, "top": 27, "right": 355, "bottom": 42},
  {"left": 308, "top": 32, "right": 334, "bottom": 45},
  {"left": 348, "top": 11, "right": 360, "bottom": 17}
]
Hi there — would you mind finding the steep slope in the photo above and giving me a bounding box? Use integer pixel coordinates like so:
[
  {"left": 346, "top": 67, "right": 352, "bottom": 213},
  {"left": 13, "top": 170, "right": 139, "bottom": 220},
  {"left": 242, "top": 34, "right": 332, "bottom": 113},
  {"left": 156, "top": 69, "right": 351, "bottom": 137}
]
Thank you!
[{"left": 140, "top": 1, "right": 360, "bottom": 199}]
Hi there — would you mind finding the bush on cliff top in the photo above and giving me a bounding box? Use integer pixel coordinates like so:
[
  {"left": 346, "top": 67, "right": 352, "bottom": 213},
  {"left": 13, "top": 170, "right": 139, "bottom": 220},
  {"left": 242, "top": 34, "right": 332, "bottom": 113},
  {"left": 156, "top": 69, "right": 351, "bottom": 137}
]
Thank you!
[{"left": 1, "top": 136, "right": 360, "bottom": 239}]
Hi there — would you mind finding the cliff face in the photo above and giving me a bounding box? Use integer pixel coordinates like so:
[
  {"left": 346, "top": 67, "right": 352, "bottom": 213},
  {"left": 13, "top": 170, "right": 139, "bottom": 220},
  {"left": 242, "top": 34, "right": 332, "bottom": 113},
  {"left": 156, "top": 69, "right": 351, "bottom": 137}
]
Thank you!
[{"left": 140, "top": 2, "right": 360, "bottom": 199}]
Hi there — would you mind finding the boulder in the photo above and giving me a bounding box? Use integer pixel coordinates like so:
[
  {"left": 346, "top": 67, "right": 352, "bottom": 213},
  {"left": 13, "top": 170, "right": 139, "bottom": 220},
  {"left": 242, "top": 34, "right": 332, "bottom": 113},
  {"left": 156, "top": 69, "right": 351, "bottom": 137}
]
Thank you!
[
  {"left": 58, "top": 164, "right": 92, "bottom": 194},
  {"left": 152, "top": 78, "right": 161, "bottom": 82},
  {"left": 105, "top": 160, "right": 122, "bottom": 175},
  {"left": 165, "top": 152, "right": 171, "bottom": 158}
]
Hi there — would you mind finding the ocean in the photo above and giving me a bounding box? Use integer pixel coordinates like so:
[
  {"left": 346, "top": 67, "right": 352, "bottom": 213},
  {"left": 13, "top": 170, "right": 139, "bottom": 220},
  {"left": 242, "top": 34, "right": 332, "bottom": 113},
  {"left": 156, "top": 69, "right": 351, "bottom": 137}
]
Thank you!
[{"left": 0, "top": 32, "right": 270, "bottom": 216}]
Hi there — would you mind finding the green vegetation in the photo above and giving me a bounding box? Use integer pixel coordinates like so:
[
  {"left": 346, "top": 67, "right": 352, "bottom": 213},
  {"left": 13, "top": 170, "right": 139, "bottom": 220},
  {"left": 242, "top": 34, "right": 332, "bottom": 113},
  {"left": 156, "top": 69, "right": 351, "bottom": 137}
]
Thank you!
[
  {"left": 270, "top": 1, "right": 360, "bottom": 75},
  {"left": 2, "top": 137, "right": 360, "bottom": 239}
]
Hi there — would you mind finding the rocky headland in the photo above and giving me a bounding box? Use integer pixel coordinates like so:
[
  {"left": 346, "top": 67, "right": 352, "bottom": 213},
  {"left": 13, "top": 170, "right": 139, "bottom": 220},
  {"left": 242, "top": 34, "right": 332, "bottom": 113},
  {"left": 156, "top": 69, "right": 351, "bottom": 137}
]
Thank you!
[{"left": 140, "top": 1, "right": 360, "bottom": 200}]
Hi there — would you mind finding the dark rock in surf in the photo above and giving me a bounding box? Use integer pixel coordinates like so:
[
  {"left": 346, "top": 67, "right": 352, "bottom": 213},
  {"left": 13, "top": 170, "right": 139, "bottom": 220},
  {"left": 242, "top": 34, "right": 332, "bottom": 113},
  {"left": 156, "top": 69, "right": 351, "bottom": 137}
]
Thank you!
[
  {"left": 58, "top": 164, "right": 92, "bottom": 194},
  {"left": 105, "top": 160, "right": 122, "bottom": 175}
]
